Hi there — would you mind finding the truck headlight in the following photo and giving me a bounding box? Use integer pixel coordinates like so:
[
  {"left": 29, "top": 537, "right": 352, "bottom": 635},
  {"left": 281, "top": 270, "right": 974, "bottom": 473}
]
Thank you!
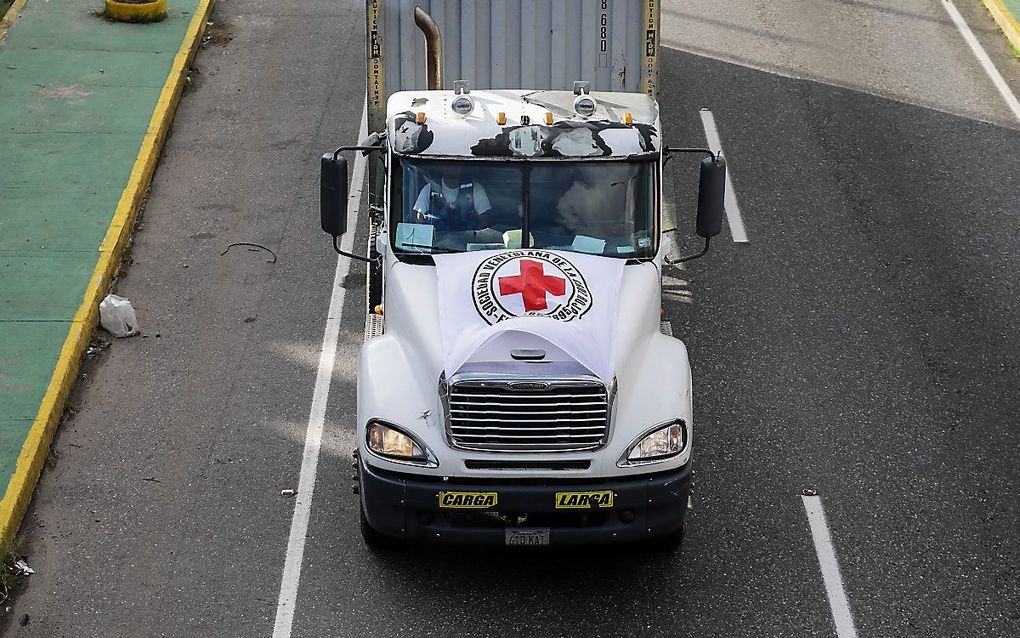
[
  {"left": 618, "top": 420, "right": 687, "bottom": 466},
  {"left": 366, "top": 420, "right": 438, "bottom": 467}
]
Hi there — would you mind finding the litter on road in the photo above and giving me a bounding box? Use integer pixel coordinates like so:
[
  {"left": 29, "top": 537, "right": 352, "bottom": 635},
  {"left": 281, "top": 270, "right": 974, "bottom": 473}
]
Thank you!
[
  {"left": 220, "top": 242, "right": 278, "bottom": 263},
  {"left": 99, "top": 294, "right": 141, "bottom": 337},
  {"left": 10, "top": 558, "right": 34, "bottom": 577}
]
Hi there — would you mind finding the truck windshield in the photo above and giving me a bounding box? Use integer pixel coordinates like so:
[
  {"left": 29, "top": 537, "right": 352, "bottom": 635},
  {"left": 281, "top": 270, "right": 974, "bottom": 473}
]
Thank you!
[{"left": 390, "top": 158, "right": 656, "bottom": 258}]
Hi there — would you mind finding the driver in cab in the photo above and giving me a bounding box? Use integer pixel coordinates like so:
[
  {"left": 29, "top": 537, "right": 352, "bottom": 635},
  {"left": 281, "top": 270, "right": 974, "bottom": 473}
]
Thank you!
[{"left": 410, "top": 167, "right": 493, "bottom": 232}]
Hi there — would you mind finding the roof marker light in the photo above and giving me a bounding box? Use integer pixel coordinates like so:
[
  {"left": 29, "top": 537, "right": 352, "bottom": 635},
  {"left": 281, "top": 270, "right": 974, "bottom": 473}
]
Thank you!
[
  {"left": 497, "top": 112, "right": 507, "bottom": 125},
  {"left": 545, "top": 111, "right": 554, "bottom": 125},
  {"left": 451, "top": 94, "right": 474, "bottom": 115},
  {"left": 416, "top": 112, "right": 427, "bottom": 124},
  {"left": 623, "top": 112, "right": 633, "bottom": 125},
  {"left": 573, "top": 94, "right": 597, "bottom": 117}
]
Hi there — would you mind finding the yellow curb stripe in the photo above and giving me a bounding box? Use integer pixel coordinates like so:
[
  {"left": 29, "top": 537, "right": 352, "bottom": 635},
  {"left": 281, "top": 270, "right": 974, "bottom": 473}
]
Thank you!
[
  {"left": 982, "top": 0, "right": 1020, "bottom": 53},
  {"left": 0, "top": 0, "right": 217, "bottom": 542},
  {"left": 0, "top": 0, "right": 30, "bottom": 39}
]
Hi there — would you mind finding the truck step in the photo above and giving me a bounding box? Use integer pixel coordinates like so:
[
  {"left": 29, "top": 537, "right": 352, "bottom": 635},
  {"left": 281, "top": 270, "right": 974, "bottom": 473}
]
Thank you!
[
  {"left": 659, "top": 320, "right": 674, "bottom": 338},
  {"left": 364, "top": 314, "right": 384, "bottom": 341}
]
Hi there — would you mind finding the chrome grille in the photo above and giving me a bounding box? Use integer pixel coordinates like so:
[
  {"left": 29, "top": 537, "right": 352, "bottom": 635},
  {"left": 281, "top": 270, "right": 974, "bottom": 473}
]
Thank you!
[{"left": 446, "top": 380, "right": 609, "bottom": 452}]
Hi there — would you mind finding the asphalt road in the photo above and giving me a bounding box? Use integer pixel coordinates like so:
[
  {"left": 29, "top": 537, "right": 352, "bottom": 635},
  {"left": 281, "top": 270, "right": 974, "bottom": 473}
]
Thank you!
[{"left": 3, "top": 0, "right": 1018, "bottom": 636}]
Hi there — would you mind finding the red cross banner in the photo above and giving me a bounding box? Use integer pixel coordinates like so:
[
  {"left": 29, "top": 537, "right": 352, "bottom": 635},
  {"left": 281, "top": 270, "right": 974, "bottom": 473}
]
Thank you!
[{"left": 434, "top": 249, "right": 626, "bottom": 382}]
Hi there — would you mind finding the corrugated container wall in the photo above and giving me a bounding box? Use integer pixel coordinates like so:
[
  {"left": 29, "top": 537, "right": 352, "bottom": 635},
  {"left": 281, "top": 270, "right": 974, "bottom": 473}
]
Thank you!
[{"left": 367, "top": 0, "right": 660, "bottom": 130}]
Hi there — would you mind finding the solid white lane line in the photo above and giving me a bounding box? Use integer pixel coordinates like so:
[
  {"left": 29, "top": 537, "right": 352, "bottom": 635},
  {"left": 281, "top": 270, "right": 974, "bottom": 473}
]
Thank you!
[
  {"left": 941, "top": 0, "right": 1020, "bottom": 122},
  {"left": 271, "top": 101, "right": 368, "bottom": 638},
  {"left": 698, "top": 109, "right": 749, "bottom": 243},
  {"left": 802, "top": 495, "right": 859, "bottom": 638}
]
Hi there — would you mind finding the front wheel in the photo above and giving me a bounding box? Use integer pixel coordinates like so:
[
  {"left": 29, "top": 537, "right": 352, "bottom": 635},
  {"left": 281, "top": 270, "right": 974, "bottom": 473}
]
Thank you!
[
  {"left": 360, "top": 503, "right": 401, "bottom": 550},
  {"left": 646, "top": 497, "right": 689, "bottom": 552},
  {"left": 646, "top": 522, "right": 686, "bottom": 551}
]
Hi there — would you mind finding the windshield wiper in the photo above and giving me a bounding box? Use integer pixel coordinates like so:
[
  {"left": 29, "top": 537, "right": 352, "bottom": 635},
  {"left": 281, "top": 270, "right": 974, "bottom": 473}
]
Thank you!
[{"left": 400, "top": 242, "right": 461, "bottom": 254}]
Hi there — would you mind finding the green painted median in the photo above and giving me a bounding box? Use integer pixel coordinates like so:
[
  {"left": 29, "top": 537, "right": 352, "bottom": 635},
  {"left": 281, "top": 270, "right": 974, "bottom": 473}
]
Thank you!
[{"left": 0, "top": 0, "right": 208, "bottom": 537}]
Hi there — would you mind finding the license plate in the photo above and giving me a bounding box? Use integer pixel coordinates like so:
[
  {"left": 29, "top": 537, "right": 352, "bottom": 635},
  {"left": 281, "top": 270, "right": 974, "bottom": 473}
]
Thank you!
[{"left": 505, "top": 528, "right": 551, "bottom": 546}]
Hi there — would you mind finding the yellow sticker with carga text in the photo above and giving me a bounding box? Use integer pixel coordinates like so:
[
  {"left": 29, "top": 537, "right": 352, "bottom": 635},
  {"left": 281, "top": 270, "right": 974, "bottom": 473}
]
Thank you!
[
  {"left": 438, "top": 491, "right": 498, "bottom": 509},
  {"left": 555, "top": 490, "right": 614, "bottom": 509}
]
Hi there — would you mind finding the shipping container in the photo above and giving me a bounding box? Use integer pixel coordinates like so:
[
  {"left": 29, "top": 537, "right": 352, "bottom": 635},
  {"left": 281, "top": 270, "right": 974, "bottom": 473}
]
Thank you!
[{"left": 366, "top": 0, "right": 660, "bottom": 131}]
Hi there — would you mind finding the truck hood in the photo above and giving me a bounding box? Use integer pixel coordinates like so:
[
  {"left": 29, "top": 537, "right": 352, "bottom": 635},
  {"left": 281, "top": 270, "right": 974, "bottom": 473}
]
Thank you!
[{"left": 383, "top": 251, "right": 664, "bottom": 387}]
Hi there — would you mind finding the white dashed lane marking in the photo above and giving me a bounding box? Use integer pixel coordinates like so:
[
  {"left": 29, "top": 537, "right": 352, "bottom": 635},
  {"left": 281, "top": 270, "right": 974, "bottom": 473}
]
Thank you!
[
  {"left": 941, "top": 0, "right": 1020, "bottom": 122},
  {"left": 802, "top": 493, "right": 860, "bottom": 638},
  {"left": 271, "top": 101, "right": 368, "bottom": 638}
]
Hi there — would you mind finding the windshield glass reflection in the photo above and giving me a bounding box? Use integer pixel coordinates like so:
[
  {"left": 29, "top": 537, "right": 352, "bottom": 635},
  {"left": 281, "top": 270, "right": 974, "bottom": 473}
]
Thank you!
[{"left": 391, "top": 158, "right": 656, "bottom": 258}]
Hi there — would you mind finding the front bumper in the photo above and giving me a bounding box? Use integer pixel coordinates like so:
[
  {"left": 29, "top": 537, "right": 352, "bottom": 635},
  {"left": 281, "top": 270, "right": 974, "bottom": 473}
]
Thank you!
[{"left": 359, "top": 460, "right": 691, "bottom": 545}]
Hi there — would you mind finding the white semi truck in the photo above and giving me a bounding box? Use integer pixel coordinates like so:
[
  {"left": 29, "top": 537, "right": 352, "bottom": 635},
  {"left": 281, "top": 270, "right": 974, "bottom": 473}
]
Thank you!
[{"left": 319, "top": 0, "right": 727, "bottom": 548}]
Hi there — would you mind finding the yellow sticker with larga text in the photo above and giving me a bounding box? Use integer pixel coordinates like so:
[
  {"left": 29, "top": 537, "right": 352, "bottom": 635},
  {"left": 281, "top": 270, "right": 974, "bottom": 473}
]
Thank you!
[{"left": 555, "top": 490, "right": 614, "bottom": 509}]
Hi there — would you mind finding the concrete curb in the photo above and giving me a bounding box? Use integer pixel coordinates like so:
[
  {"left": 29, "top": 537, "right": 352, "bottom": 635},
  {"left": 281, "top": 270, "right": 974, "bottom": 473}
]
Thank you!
[
  {"left": 0, "top": 0, "right": 217, "bottom": 542},
  {"left": 982, "top": 0, "right": 1020, "bottom": 54}
]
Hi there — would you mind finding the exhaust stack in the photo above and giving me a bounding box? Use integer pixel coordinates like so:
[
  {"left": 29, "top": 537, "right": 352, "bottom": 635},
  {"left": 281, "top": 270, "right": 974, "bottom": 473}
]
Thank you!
[{"left": 414, "top": 6, "right": 443, "bottom": 90}]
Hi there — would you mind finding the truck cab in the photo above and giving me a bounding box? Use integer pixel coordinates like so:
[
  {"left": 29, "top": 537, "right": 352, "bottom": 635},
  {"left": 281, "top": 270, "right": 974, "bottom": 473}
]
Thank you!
[
  {"left": 386, "top": 87, "right": 661, "bottom": 257},
  {"left": 317, "top": 1, "right": 726, "bottom": 548}
]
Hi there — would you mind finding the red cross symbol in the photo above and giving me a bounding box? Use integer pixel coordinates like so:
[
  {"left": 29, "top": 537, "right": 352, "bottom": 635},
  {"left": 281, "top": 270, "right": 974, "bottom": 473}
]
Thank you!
[{"left": 498, "top": 259, "right": 566, "bottom": 312}]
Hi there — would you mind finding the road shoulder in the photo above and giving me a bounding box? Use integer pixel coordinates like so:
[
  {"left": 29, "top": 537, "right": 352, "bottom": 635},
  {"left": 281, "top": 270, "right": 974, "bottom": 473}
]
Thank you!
[
  {"left": 0, "top": 0, "right": 215, "bottom": 544},
  {"left": 981, "top": 0, "right": 1020, "bottom": 54}
]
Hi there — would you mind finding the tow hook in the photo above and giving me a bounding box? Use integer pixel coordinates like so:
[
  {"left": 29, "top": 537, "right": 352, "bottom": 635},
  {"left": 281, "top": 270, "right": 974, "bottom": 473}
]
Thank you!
[
  {"left": 352, "top": 449, "right": 361, "bottom": 494},
  {"left": 688, "top": 470, "right": 696, "bottom": 512}
]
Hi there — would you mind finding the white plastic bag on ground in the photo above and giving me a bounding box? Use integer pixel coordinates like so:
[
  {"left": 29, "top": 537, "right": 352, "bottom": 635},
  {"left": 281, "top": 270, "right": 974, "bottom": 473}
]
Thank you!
[{"left": 99, "top": 294, "right": 140, "bottom": 337}]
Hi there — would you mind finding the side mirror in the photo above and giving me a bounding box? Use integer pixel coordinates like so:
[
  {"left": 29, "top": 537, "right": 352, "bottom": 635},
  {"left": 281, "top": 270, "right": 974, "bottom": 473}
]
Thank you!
[
  {"left": 320, "top": 153, "right": 349, "bottom": 236},
  {"left": 696, "top": 154, "right": 726, "bottom": 238}
]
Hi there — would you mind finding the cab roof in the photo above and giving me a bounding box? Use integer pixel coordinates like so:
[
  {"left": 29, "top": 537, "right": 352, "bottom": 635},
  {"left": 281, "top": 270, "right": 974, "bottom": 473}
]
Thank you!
[{"left": 387, "top": 89, "right": 660, "bottom": 159}]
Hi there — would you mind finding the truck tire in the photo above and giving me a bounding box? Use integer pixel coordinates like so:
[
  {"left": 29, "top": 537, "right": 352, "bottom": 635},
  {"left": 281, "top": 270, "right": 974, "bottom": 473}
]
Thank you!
[
  {"left": 647, "top": 501, "right": 688, "bottom": 551},
  {"left": 360, "top": 503, "right": 401, "bottom": 550},
  {"left": 647, "top": 522, "right": 686, "bottom": 551}
]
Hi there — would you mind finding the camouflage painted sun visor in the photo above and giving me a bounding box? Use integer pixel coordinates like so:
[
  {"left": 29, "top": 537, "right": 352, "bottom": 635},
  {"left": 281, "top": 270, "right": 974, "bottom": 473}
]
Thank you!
[
  {"left": 469, "top": 120, "right": 658, "bottom": 158},
  {"left": 391, "top": 110, "right": 659, "bottom": 159}
]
